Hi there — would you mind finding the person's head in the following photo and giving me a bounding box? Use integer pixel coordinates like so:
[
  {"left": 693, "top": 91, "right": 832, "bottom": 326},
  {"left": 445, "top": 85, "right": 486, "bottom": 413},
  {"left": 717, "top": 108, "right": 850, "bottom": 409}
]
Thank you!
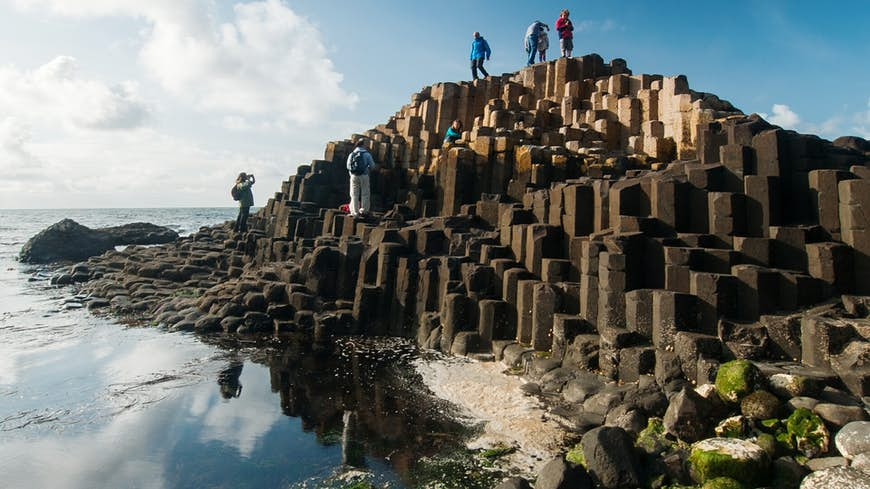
[
  {"left": 452, "top": 119, "right": 462, "bottom": 130},
  {"left": 561, "top": 9, "right": 569, "bottom": 18},
  {"left": 355, "top": 139, "right": 367, "bottom": 148},
  {"left": 473, "top": 31, "right": 480, "bottom": 39},
  {"left": 237, "top": 172, "right": 247, "bottom": 183}
]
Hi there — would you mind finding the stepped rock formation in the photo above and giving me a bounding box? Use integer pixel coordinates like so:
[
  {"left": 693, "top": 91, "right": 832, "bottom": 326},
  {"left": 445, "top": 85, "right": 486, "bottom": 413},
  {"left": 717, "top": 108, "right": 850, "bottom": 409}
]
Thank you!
[
  {"left": 240, "top": 54, "right": 870, "bottom": 393},
  {"left": 64, "top": 54, "right": 870, "bottom": 484}
]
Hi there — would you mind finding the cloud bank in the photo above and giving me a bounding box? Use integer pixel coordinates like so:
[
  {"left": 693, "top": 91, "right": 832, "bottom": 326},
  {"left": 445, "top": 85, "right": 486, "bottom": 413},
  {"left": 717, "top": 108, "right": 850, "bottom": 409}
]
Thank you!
[
  {"left": 2, "top": 0, "right": 357, "bottom": 207},
  {"left": 16, "top": 0, "right": 357, "bottom": 125}
]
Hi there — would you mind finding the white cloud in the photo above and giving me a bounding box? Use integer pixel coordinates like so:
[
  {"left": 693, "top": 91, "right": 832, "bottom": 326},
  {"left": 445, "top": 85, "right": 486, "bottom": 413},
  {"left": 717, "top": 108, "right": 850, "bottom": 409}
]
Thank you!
[
  {"left": 851, "top": 97, "right": 870, "bottom": 139},
  {"left": 16, "top": 0, "right": 357, "bottom": 125},
  {"left": 0, "top": 56, "right": 150, "bottom": 132},
  {"left": 763, "top": 103, "right": 801, "bottom": 129}
]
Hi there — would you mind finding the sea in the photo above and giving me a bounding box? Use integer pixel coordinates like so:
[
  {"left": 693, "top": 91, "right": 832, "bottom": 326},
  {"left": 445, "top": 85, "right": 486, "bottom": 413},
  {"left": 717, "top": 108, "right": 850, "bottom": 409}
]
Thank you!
[{"left": 0, "top": 208, "right": 484, "bottom": 489}]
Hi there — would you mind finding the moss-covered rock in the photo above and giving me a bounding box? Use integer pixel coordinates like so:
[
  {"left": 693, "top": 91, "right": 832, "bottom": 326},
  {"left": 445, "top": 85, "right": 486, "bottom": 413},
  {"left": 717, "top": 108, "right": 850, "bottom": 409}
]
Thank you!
[
  {"left": 700, "top": 477, "right": 745, "bottom": 489},
  {"left": 688, "top": 438, "right": 770, "bottom": 486},
  {"left": 714, "top": 416, "right": 750, "bottom": 438},
  {"left": 565, "top": 443, "right": 586, "bottom": 467},
  {"left": 740, "top": 390, "right": 780, "bottom": 420},
  {"left": 785, "top": 407, "right": 829, "bottom": 458},
  {"left": 715, "top": 361, "right": 761, "bottom": 404},
  {"left": 638, "top": 417, "right": 674, "bottom": 454}
]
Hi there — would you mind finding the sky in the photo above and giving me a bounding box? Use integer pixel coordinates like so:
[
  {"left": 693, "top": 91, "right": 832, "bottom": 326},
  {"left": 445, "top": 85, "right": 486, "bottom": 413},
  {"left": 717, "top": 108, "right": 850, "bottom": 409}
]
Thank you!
[{"left": 0, "top": 0, "right": 868, "bottom": 209}]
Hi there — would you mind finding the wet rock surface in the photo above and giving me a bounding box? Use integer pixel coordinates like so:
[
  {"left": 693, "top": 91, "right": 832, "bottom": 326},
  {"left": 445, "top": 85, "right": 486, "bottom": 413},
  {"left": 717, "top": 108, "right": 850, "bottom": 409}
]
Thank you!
[{"left": 50, "top": 55, "right": 870, "bottom": 487}]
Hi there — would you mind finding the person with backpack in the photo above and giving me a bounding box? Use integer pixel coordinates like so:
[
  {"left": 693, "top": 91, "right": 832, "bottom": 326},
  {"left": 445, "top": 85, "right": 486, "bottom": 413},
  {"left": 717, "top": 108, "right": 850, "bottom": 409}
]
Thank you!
[
  {"left": 232, "top": 172, "right": 255, "bottom": 233},
  {"left": 555, "top": 9, "right": 575, "bottom": 58},
  {"left": 469, "top": 32, "right": 491, "bottom": 80},
  {"left": 524, "top": 20, "right": 548, "bottom": 66},
  {"left": 346, "top": 139, "right": 375, "bottom": 217}
]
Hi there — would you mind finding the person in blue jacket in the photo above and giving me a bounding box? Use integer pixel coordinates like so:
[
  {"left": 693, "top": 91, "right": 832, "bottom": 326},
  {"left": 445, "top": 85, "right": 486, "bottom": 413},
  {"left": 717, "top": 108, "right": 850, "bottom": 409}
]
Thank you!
[
  {"left": 524, "top": 20, "right": 549, "bottom": 66},
  {"left": 470, "top": 32, "right": 491, "bottom": 80}
]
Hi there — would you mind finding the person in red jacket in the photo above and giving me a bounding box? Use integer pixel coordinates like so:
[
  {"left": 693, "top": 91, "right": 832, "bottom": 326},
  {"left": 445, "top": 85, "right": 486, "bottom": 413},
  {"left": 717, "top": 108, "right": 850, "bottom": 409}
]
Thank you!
[{"left": 555, "top": 9, "right": 574, "bottom": 58}]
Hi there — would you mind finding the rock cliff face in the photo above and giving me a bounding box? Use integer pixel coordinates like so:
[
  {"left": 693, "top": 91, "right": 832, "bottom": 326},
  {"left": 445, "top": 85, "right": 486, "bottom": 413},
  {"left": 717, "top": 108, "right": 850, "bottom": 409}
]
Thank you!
[{"left": 65, "top": 54, "right": 870, "bottom": 485}]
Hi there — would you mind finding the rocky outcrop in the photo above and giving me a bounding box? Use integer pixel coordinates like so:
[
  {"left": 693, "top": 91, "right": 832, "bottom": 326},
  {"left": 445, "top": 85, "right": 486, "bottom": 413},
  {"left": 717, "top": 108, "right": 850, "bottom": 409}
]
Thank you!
[
  {"left": 55, "top": 54, "right": 870, "bottom": 486},
  {"left": 20, "top": 219, "right": 178, "bottom": 263}
]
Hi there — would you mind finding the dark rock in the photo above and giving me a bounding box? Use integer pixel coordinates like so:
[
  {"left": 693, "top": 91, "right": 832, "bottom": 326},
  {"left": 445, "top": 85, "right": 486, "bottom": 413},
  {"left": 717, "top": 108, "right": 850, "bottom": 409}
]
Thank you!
[
  {"left": 814, "top": 403, "right": 868, "bottom": 428},
  {"left": 740, "top": 390, "right": 781, "bottom": 420},
  {"left": 562, "top": 370, "right": 607, "bottom": 403},
  {"left": 580, "top": 426, "right": 643, "bottom": 488},
  {"left": 535, "top": 457, "right": 591, "bottom": 489},
  {"left": 20, "top": 219, "right": 113, "bottom": 263},
  {"left": 833, "top": 136, "right": 870, "bottom": 153},
  {"left": 492, "top": 477, "right": 533, "bottom": 489},
  {"left": 20, "top": 219, "right": 178, "bottom": 263},
  {"left": 664, "top": 387, "right": 713, "bottom": 443}
]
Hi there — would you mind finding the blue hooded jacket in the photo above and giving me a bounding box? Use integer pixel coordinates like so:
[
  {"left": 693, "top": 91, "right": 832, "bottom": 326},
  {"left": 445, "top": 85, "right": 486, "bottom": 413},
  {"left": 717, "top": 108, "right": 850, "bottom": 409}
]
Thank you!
[{"left": 470, "top": 37, "right": 491, "bottom": 61}]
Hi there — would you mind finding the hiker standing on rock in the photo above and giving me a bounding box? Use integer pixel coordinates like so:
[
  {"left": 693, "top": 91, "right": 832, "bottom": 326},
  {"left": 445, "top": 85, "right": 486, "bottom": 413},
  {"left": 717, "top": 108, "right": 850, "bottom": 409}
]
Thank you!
[
  {"left": 233, "top": 172, "right": 255, "bottom": 233},
  {"left": 555, "top": 9, "right": 574, "bottom": 58},
  {"left": 470, "top": 32, "right": 491, "bottom": 80},
  {"left": 346, "top": 140, "right": 375, "bottom": 217},
  {"left": 524, "top": 20, "right": 548, "bottom": 66}
]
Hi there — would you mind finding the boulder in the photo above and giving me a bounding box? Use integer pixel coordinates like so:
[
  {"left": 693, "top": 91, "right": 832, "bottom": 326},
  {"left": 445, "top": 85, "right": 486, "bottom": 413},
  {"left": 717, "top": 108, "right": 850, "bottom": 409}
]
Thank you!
[
  {"left": 715, "top": 360, "right": 761, "bottom": 404},
  {"left": 580, "top": 426, "right": 642, "bottom": 488},
  {"left": 20, "top": 218, "right": 178, "bottom": 263},
  {"left": 835, "top": 421, "right": 870, "bottom": 459},
  {"left": 740, "top": 390, "right": 780, "bottom": 420},
  {"left": 534, "top": 457, "right": 591, "bottom": 489},
  {"left": 664, "top": 387, "right": 713, "bottom": 442},
  {"left": 814, "top": 403, "right": 867, "bottom": 428},
  {"left": 688, "top": 437, "right": 770, "bottom": 486},
  {"left": 99, "top": 222, "right": 178, "bottom": 246},
  {"left": 786, "top": 407, "right": 830, "bottom": 458},
  {"left": 800, "top": 467, "right": 870, "bottom": 489}
]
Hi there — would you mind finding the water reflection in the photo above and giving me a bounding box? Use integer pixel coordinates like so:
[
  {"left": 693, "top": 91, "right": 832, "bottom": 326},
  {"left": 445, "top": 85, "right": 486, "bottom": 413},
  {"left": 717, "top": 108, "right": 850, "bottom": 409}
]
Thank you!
[
  {"left": 1, "top": 324, "right": 472, "bottom": 489},
  {"left": 218, "top": 361, "right": 243, "bottom": 399}
]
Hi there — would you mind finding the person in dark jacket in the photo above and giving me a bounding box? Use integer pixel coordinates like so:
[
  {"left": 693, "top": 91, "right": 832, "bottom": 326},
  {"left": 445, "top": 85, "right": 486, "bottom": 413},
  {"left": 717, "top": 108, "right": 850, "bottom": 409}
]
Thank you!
[
  {"left": 555, "top": 9, "right": 575, "bottom": 58},
  {"left": 233, "top": 172, "right": 255, "bottom": 233},
  {"left": 470, "top": 32, "right": 491, "bottom": 80}
]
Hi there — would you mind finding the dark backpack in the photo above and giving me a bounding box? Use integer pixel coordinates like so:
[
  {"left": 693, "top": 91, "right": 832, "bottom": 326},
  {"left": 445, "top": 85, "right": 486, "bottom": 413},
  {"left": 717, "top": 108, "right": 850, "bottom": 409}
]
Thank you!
[
  {"left": 231, "top": 184, "right": 240, "bottom": 201},
  {"left": 349, "top": 150, "right": 368, "bottom": 176}
]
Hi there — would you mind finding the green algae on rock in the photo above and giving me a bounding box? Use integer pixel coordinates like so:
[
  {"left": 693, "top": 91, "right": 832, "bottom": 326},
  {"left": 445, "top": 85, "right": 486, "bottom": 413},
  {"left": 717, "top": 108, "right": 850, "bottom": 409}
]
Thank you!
[
  {"left": 714, "top": 416, "right": 750, "bottom": 439},
  {"left": 637, "top": 417, "right": 674, "bottom": 455},
  {"left": 785, "top": 408, "right": 830, "bottom": 458},
  {"left": 688, "top": 437, "right": 770, "bottom": 486},
  {"left": 714, "top": 361, "right": 761, "bottom": 404},
  {"left": 700, "top": 476, "right": 746, "bottom": 489}
]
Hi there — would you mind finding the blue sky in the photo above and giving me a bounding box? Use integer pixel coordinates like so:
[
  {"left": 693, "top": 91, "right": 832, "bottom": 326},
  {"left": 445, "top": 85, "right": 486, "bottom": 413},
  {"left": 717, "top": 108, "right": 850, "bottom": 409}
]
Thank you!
[{"left": 0, "top": 0, "right": 867, "bottom": 208}]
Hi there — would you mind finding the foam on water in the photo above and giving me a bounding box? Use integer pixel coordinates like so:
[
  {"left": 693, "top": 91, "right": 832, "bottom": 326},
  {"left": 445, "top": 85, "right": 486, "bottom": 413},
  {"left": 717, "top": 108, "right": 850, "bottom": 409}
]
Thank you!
[{"left": 415, "top": 355, "right": 569, "bottom": 475}]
